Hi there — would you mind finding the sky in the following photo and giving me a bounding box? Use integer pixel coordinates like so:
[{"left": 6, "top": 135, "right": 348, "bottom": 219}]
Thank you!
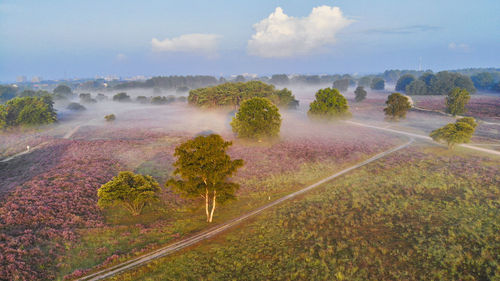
[{"left": 0, "top": 0, "right": 499, "bottom": 82}]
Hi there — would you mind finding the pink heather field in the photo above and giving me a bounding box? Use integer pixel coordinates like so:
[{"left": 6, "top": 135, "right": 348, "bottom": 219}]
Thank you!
[{"left": 0, "top": 103, "right": 405, "bottom": 280}]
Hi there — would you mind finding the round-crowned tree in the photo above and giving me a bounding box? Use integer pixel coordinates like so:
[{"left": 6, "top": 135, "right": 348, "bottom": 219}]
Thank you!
[
  {"left": 230, "top": 97, "right": 282, "bottom": 140},
  {"left": 430, "top": 117, "right": 477, "bottom": 149},
  {"left": 354, "top": 86, "right": 367, "bottom": 102},
  {"left": 308, "top": 88, "right": 351, "bottom": 120},
  {"left": 395, "top": 74, "right": 416, "bottom": 92},
  {"left": 446, "top": 87, "right": 470, "bottom": 116},
  {"left": 97, "top": 171, "right": 161, "bottom": 216},
  {"left": 370, "top": 77, "right": 385, "bottom": 90},
  {"left": 383, "top": 93, "right": 412, "bottom": 121}
]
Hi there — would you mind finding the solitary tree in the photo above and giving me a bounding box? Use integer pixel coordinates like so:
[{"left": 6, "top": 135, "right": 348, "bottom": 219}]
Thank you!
[
  {"left": 430, "top": 117, "right": 477, "bottom": 148},
  {"left": 395, "top": 74, "right": 416, "bottom": 92},
  {"left": 167, "top": 134, "right": 244, "bottom": 222},
  {"left": 97, "top": 171, "right": 161, "bottom": 216},
  {"left": 384, "top": 93, "right": 412, "bottom": 121},
  {"left": 446, "top": 87, "right": 470, "bottom": 116},
  {"left": 53, "top": 84, "right": 72, "bottom": 99},
  {"left": 308, "top": 88, "right": 351, "bottom": 120},
  {"left": 370, "top": 77, "right": 385, "bottom": 90},
  {"left": 231, "top": 97, "right": 282, "bottom": 140},
  {"left": 113, "top": 92, "right": 131, "bottom": 102},
  {"left": 354, "top": 86, "right": 367, "bottom": 102}
]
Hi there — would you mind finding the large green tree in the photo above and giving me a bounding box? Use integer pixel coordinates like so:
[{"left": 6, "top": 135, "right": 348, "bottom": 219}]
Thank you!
[
  {"left": 446, "top": 87, "right": 470, "bottom": 116},
  {"left": 231, "top": 97, "right": 282, "bottom": 140},
  {"left": 167, "top": 134, "right": 244, "bottom": 222},
  {"left": 370, "top": 77, "right": 385, "bottom": 90},
  {"left": 395, "top": 74, "right": 416, "bottom": 92},
  {"left": 308, "top": 88, "right": 351, "bottom": 120},
  {"left": 430, "top": 117, "right": 477, "bottom": 148},
  {"left": 383, "top": 93, "right": 412, "bottom": 121},
  {"left": 406, "top": 80, "right": 428, "bottom": 95},
  {"left": 1, "top": 96, "right": 57, "bottom": 129},
  {"left": 53, "top": 84, "right": 73, "bottom": 99},
  {"left": 97, "top": 171, "right": 161, "bottom": 216},
  {"left": 354, "top": 86, "right": 367, "bottom": 102}
]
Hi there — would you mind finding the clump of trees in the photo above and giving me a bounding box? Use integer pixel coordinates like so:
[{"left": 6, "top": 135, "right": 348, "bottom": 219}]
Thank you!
[
  {"left": 53, "top": 84, "right": 73, "bottom": 100},
  {"left": 0, "top": 85, "right": 17, "bottom": 102},
  {"left": 79, "top": 93, "right": 97, "bottom": 103},
  {"left": 113, "top": 92, "right": 131, "bottom": 102},
  {"left": 230, "top": 97, "right": 282, "bottom": 140},
  {"left": 188, "top": 81, "right": 298, "bottom": 109},
  {"left": 98, "top": 171, "right": 161, "bottom": 216},
  {"left": 446, "top": 88, "right": 470, "bottom": 116},
  {"left": 470, "top": 72, "right": 500, "bottom": 91},
  {"left": 354, "top": 86, "right": 367, "bottom": 102},
  {"left": 167, "top": 134, "right": 244, "bottom": 222},
  {"left": 358, "top": 76, "right": 372, "bottom": 87},
  {"left": 383, "top": 93, "right": 412, "bottom": 121},
  {"left": 308, "top": 88, "right": 351, "bottom": 120},
  {"left": 370, "top": 77, "right": 385, "bottom": 90},
  {"left": 333, "top": 79, "right": 349, "bottom": 92},
  {"left": 406, "top": 71, "right": 475, "bottom": 95},
  {"left": 67, "top": 102, "right": 86, "bottom": 111},
  {"left": 430, "top": 117, "right": 477, "bottom": 148},
  {"left": 395, "top": 74, "right": 416, "bottom": 92},
  {"left": 105, "top": 114, "right": 116, "bottom": 121},
  {"left": 0, "top": 96, "right": 57, "bottom": 129}
]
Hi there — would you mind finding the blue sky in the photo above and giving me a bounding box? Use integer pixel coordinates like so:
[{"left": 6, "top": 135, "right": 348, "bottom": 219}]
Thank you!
[{"left": 0, "top": 0, "right": 499, "bottom": 82}]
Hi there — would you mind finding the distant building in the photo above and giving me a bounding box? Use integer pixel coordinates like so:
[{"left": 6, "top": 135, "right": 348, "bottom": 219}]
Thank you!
[
  {"left": 16, "top": 76, "right": 27, "bottom": 83},
  {"left": 31, "top": 76, "right": 42, "bottom": 83}
]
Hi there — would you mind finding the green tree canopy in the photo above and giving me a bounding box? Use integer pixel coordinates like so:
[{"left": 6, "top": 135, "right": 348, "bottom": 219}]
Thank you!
[
  {"left": 406, "top": 80, "right": 428, "bottom": 95},
  {"left": 1, "top": 96, "right": 57, "bottom": 129},
  {"left": 53, "top": 84, "right": 73, "bottom": 99},
  {"left": 167, "top": 134, "right": 244, "bottom": 222},
  {"left": 446, "top": 87, "right": 470, "bottom": 116},
  {"left": 354, "top": 86, "right": 367, "bottom": 102},
  {"left": 0, "top": 85, "right": 18, "bottom": 102},
  {"left": 97, "top": 171, "right": 161, "bottom": 216},
  {"left": 358, "top": 76, "right": 372, "bottom": 88},
  {"left": 231, "top": 97, "right": 282, "bottom": 140},
  {"left": 383, "top": 93, "right": 412, "bottom": 121},
  {"left": 430, "top": 117, "right": 477, "bottom": 148},
  {"left": 113, "top": 92, "right": 131, "bottom": 102},
  {"left": 429, "top": 71, "right": 475, "bottom": 95},
  {"left": 188, "top": 81, "right": 298, "bottom": 109},
  {"left": 370, "top": 77, "right": 385, "bottom": 90},
  {"left": 308, "top": 88, "right": 351, "bottom": 120},
  {"left": 395, "top": 74, "right": 416, "bottom": 92}
]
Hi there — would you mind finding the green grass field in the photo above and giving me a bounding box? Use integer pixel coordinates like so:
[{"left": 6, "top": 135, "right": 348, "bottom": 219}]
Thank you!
[{"left": 109, "top": 145, "right": 500, "bottom": 281}]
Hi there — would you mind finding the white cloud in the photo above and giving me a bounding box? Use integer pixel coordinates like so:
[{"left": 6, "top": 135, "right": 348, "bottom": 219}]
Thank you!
[
  {"left": 248, "top": 6, "right": 353, "bottom": 58},
  {"left": 152, "top": 34, "right": 220, "bottom": 57},
  {"left": 448, "top": 42, "right": 470, "bottom": 52}
]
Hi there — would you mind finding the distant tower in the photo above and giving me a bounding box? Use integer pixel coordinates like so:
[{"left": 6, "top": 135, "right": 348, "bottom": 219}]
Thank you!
[{"left": 418, "top": 57, "right": 422, "bottom": 72}]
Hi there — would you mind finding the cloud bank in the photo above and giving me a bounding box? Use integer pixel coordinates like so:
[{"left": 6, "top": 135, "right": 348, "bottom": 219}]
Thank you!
[
  {"left": 448, "top": 42, "right": 470, "bottom": 52},
  {"left": 248, "top": 6, "right": 353, "bottom": 58},
  {"left": 152, "top": 33, "right": 220, "bottom": 57}
]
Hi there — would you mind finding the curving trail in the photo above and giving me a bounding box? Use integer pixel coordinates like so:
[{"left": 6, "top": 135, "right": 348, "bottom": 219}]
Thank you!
[
  {"left": 345, "top": 120, "right": 500, "bottom": 157},
  {"left": 77, "top": 138, "right": 414, "bottom": 281}
]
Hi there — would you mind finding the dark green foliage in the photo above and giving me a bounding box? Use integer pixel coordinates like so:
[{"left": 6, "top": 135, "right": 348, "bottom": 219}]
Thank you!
[
  {"left": 383, "top": 93, "right": 412, "bottom": 121},
  {"left": 405, "top": 80, "right": 428, "bottom": 95},
  {"left": 430, "top": 117, "right": 477, "bottom": 148},
  {"left": 53, "top": 84, "right": 73, "bottom": 99},
  {"left": 471, "top": 72, "right": 498, "bottom": 90},
  {"left": 166, "top": 134, "right": 243, "bottom": 222},
  {"left": 115, "top": 75, "right": 218, "bottom": 90},
  {"left": 0, "top": 96, "right": 57, "bottom": 129},
  {"left": 429, "top": 71, "right": 475, "bottom": 95},
  {"left": 151, "top": 96, "right": 168, "bottom": 105},
  {"left": 446, "top": 87, "right": 470, "bottom": 116},
  {"left": 79, "top": 93, "right": 97, "bottom": 103},
  {"left": 395, "top": 74, "right": 416, "bottom": 91},
  {"left": 230, "top": 97, "right": 282, "bottom": 140},
  {"left": 97, "top": 171, "right": 161, "bottom": 216},
  {"left": 17, "top": 89, "right": 51, "bottom": 98},
  {"left": 67, "top": 102, "right": 86, "bottom": 111},
  {"left": 269, "top": 74, "right": 289, "bottom": 85},
  {"left": 308, "top": 88, "right": 351, "bottom": 120},
  {"left": 113, "top": 92, "right": 131, "bottom": 102},
  {"left": 0, "top": 85, "right": 18, "bottom": 102},
  {"left": 188, "top": 81, "right": 298, "bottom": 109},
  {"left": 354, "top": 86, "right": 367, "bottom": 102},
  {"left": 105, "top": 114, "right": 116, "bottom": 121},
  {"left": 419, "top": 72, "right": 436, "bottom": 86},
  {"left": 358, "top": 76, "right": 372, "bottom": 87},
  {"left": 370, "top": 77, "right": 385, "bottom": 90},
  {"left": 333, "top": 79, "right": 349, "bottom": 92}
]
